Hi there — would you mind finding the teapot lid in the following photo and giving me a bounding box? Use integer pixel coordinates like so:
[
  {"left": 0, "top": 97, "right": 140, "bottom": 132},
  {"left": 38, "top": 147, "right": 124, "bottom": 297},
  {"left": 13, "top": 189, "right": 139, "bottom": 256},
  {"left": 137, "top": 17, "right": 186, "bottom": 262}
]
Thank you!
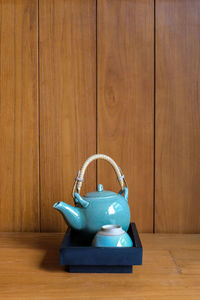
[{"left": 84, "top": 184, "right": 117, "bottom": 198}]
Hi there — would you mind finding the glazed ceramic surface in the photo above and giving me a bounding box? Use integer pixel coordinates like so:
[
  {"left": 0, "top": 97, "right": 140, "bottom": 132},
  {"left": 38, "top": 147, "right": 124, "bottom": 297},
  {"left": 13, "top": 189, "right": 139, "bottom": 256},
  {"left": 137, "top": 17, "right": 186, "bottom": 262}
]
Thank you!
[
  {"left": 53, "top": 184, "right": 130, "bottom": 237},
  {"left": 53, "top": 154, "right": 131, "bottom": 239},
  {"left": 92, "top": 225, "right": 133, "bottom": 247}
]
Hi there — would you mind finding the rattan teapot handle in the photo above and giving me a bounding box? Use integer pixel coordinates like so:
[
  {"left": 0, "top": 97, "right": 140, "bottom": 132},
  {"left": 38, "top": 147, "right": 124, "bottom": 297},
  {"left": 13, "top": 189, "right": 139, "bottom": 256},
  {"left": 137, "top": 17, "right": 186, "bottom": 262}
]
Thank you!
[{"left": 72, "top": 154, "right": 127, "bottom": 197}]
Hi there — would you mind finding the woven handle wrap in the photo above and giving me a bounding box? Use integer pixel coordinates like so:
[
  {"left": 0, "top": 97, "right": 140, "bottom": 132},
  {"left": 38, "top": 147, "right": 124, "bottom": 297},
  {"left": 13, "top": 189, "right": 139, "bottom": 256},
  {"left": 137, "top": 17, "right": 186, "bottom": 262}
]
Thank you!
[{"left": 72, "top": 154, "right": 126, "bottom": 197}]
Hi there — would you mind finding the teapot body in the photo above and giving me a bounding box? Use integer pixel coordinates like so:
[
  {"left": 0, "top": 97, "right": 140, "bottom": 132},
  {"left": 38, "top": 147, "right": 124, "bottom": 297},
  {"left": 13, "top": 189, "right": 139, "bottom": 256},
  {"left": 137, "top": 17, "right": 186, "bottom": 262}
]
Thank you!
[
  {"left": 77, "top": 192, "right": 130, "bottom": 237},
  {"left": 53, "top": 154, "right": 131, "bottom": 240}
]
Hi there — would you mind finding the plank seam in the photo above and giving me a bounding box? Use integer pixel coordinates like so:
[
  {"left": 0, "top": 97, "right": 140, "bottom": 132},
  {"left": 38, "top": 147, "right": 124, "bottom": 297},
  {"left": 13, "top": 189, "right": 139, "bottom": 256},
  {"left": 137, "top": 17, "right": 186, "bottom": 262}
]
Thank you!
[
  {"left": 96, "top": 0, "right": 98, "bottom": 189},
  {"left": 153, "top": 0, "right": 156, "bottom": 234},
  {"left": 37, "top": 0, "right": 41, "bottom": 232}
]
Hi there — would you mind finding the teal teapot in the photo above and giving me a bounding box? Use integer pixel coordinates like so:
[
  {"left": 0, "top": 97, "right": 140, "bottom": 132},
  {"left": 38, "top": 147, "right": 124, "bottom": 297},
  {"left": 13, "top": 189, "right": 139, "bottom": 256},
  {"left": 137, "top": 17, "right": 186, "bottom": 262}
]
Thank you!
[{"left": 53, "top": 154, "right": 130, "bottom": 238}]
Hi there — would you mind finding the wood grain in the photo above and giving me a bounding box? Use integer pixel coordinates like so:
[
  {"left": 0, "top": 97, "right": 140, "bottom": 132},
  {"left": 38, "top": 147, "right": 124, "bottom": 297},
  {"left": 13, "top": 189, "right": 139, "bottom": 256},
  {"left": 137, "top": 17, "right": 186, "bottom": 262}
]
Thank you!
[
  {"left": 0, "top": 233, "right": 200, "bottom": 299},
  {"left": 97, "top": 0, "right": 154, "bottom": 232},
  {"left": 0, "top": 0, "right": 39, "bottom": 231},
  {"left": 155, "top": 0, "right": 200, "bottom": 232},
  {"left": 39, "top": 0, "right": 96, "bottom": 231}
]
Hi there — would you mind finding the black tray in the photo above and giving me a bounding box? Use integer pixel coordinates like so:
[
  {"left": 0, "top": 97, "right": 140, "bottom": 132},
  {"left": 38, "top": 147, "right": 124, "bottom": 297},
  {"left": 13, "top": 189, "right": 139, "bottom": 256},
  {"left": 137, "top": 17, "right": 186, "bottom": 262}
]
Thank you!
[{"left": 60, "top": 223, "right": 143, "bottom": 273}]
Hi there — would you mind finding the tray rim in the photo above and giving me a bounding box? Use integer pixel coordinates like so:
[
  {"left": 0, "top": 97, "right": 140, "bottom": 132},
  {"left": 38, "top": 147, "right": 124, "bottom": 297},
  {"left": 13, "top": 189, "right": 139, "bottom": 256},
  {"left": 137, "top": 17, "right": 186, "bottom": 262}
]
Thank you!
[
  {"left": 59, "top": 223, "right": 143, "bottom": 267},
  {"left": 60, "top": 223, "right": 142, "bottom": 250}
]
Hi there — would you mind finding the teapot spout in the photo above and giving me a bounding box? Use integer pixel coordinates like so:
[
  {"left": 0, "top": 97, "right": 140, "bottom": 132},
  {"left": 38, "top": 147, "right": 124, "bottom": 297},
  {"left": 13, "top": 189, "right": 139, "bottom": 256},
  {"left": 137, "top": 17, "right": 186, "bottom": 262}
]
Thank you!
[{"left": 53, "top": 201, "right": 85, "bottom": 230}]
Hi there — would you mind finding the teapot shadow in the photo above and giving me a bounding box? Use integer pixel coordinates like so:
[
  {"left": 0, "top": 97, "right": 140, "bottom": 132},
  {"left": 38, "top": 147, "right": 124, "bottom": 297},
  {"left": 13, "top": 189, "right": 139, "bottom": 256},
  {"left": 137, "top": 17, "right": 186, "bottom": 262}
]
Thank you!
[
  {"left": 39, "top": 247, "right": 63, "bottom": 272},
  {"left": 39, "top": 241, "right": 64, "bottom": 272},
  {"left": 10, "top": 233, "right": 65, "bottom": 272},
  {"left": 36, "top": 234, "right": 64, "bottom": 272}
]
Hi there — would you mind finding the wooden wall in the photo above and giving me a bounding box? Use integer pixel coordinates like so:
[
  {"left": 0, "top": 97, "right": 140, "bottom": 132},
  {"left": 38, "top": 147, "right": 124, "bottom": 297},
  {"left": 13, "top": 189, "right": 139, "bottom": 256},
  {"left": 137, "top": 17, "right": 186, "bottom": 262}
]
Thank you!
[
  {"left": 0, "top": 0, "right": 199, "bottom": 233},
  {"left": 155, "top": 0, "right": 200, "bottom": 233},
  {"left": 0, "top": 0, "right": 39, "bottom": 231}
]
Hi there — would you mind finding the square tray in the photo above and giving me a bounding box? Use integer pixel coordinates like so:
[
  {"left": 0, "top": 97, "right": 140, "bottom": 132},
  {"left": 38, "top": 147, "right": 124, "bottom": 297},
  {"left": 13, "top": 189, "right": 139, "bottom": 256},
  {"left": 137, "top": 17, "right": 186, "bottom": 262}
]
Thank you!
[{"left": 60, "top": 222, "right": 143, "bottom": 273}]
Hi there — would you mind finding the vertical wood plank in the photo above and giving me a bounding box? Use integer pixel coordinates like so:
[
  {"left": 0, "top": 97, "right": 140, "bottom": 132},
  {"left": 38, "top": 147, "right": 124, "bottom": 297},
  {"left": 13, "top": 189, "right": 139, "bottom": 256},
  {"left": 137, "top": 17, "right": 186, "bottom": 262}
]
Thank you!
[
  {"left": 156, "top": 0, "right": 200, "bottom": 232},
  {"left": 40, "top": 0, "right": 96, "bottom": 231},
  {"left": 0, "top": 0, "right": 39, "bottom": 231},
  {"left": 98, "top": 0, "right": 154, "bottom": 232}
]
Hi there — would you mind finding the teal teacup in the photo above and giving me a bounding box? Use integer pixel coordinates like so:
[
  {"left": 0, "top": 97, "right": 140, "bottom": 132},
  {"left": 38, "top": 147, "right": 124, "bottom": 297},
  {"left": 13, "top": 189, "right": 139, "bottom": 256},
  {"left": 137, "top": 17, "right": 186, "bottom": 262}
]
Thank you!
[{"left": 92, "top": 225, "right": 133, "bottom": 247}]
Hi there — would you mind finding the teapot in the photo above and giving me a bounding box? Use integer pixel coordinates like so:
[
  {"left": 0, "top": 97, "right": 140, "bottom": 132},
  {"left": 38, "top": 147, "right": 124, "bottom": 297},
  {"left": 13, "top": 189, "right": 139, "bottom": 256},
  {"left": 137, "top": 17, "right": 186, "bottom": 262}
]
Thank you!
[{"left": 53, "top": 154, "right": 131, "bottom": 238}]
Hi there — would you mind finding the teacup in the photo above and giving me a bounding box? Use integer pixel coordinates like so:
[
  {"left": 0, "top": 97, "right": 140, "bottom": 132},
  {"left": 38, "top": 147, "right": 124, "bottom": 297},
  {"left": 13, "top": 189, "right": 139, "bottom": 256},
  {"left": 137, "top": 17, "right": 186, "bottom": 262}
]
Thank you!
[{"left": 92, "top": 225, "right": 133, "bottom": 247}]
